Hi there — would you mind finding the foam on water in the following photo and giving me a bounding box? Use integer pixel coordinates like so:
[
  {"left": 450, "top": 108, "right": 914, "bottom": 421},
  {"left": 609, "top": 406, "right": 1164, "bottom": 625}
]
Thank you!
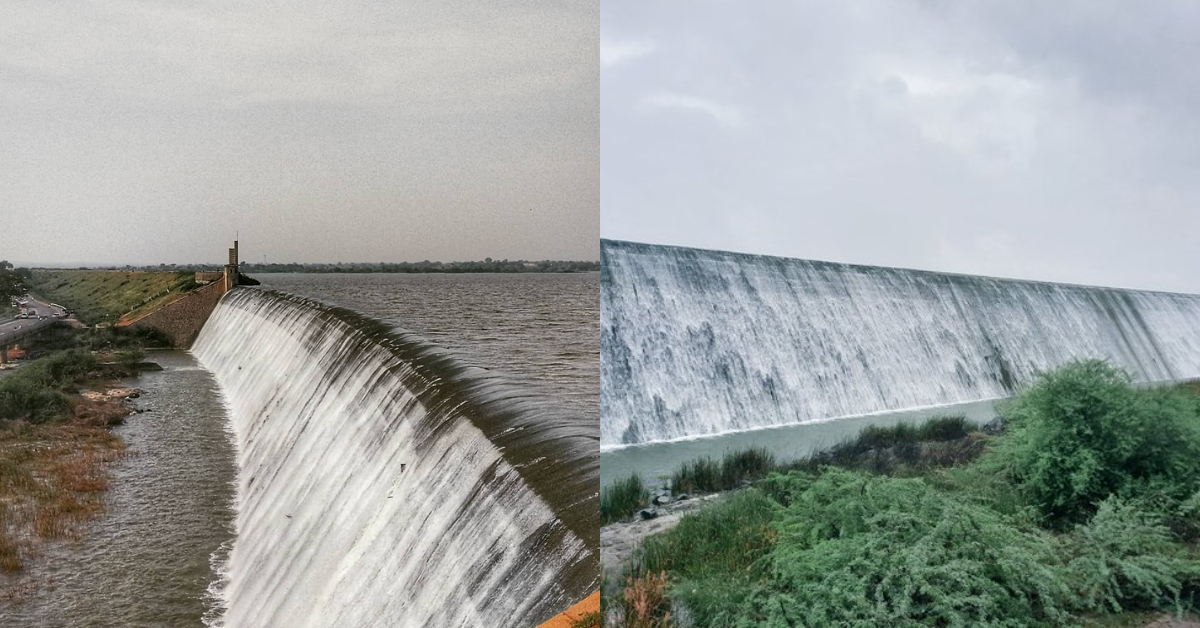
[
  {"left": 601, "top": 239, "right": 1200, "bottom": 446},
  {"left": 193, "top": 288, "right": 597, "bottom": 628}
]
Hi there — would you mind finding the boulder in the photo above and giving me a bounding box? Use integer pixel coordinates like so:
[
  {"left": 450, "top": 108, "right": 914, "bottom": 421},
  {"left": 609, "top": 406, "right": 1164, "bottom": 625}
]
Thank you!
[
  {"left": 638, "top": 508, "right": 659, "bottom": 521},
  {"left": 982, "top": 416, "right": 1005, "bottom": 435}
]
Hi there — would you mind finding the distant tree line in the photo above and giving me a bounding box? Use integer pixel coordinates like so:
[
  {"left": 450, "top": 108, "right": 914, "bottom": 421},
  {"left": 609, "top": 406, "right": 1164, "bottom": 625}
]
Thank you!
[
  {"left": 105, "top": 259, "right": 601, "bottom": 274},
  {"left": 0, "top": 260, "right": 32, "bottom": 301}
]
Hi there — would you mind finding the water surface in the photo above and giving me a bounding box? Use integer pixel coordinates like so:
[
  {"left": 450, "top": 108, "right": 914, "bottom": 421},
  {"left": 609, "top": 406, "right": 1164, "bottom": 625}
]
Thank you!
[
  {"left": 1, "top": 351, "right": 237, "bottom": 627},
  {"left": 259, "top": 273, "right": 599, "bottom": 421},
  {"left": 601, "top": 399, "right": 997, "bottom": 487}
]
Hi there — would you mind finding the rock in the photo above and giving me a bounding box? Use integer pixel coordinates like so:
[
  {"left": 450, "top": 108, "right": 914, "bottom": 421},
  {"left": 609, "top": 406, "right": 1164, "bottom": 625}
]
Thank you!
[
  {"left": 982, "top": 416, "right": 1005, "bottom": 435},
  {"left": 638, "top": 508, "right": 659, "bottom": 521},
  {"left": 675, "top": 493, "right": 690, "bottom": 501},
  {"left": 653, "top": 494, "right": 673, "bottom": 506},
  {"left": 134, "top": 362, "right": 163, "bottom": 372},
  {"left": 128, "top": 392, "right": 140, "bottom": 399}
]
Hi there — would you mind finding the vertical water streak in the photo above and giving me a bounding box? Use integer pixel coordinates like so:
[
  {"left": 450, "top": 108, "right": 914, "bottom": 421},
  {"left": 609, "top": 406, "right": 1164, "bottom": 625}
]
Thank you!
[
  {"left": 601, "top": 239, "right": 1200, "bottom": 446},
  {"left": 193, "top": 289, "right": 597, "bottom": 628}
]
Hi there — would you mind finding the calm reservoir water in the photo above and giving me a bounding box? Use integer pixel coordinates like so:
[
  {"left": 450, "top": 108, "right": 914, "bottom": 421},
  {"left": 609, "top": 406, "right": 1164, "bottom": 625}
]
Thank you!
[
  {"left": 258, "top": 273, "right": 600, "bottom": 421},
  {"left": 601, "top": 399, "right": 998, "bottom": 488},
  {"left": 1, "top": 351, "right": 238, "bottom": 627}
]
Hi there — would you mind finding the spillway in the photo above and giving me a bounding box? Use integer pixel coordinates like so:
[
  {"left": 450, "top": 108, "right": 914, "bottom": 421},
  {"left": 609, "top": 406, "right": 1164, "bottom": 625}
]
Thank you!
[
  {"left": 601, "top": 239, "right": 1200, "bottom": 447},
  {"left": 192, "top": 288, "right": 597, "bottom": 627}
]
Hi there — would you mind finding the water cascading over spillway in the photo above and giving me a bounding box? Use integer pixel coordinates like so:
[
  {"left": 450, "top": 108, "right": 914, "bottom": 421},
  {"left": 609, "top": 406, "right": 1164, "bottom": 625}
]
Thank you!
[
  {"left": 192, "top": 288, "right": 597, "bottom": 627},
  {"left": 602, "top": 239, "right": 1200, "bottom": 447}
]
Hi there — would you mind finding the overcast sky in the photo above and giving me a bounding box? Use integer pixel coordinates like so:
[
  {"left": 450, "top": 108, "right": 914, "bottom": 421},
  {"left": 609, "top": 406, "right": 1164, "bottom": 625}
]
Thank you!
[
  {"left": 602, "top": 1, "right": 1200, "bottom": 294},
  {"left": 1, "top": 0, "right": 597, "bottom": 266}
]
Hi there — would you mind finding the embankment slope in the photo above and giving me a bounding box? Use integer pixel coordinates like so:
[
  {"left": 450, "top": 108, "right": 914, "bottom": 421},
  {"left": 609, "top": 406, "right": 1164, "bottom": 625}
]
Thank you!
[{"left": 29, "top": 270, "right": 197, "bottom": 325}]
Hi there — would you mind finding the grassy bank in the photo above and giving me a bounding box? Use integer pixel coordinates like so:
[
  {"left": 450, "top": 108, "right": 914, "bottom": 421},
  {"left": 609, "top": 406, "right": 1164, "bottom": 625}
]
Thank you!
[
  {"left": 24, "top": 322, "right": 171, "bottom": 356},
  {"left": 0, "top": 333, "right": 157, "bottom": 595},
  {"left": 608, "top": 361, "right": 1200, "bottom": 627},
  {"left": 28, "top": 270, "right": 199, "bottom": 325}
]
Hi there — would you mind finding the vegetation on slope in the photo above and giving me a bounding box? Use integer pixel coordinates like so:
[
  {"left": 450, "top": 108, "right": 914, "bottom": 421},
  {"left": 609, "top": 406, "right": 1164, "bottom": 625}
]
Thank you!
[
  {"left": 0, "top": 348, "right": 136, "bottom": 579},
  {"left": 28, "top": 269, "right": 199, "bottom": 324},
  {"left": 0, "top": 326, "right": 165, "bottom": 584},
  {"left": 603, "top": 474, "right": 652, "bottom": 524},
  {"left": 602, "top": 416, "right": 979, "bottom": 525},
  {"left": 608, "top": 361, "right": 1200, "bottom": 627}
]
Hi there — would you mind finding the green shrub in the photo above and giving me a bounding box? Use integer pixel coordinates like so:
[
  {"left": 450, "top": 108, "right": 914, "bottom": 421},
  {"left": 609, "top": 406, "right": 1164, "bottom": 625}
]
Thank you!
[
  {"left": 636, "top": 490, "right": 777, "bottom": 626},
  {"left": 720, "top": 448, "right": 774, "bottom": 488},
  {"left": 672, "top": 448, "right": 775, "bottom": 495},
  {"left": 990, "top": 360, "right": 1200, "bottom": 526},
  {"left": 115, "top": 349, "right": 145, "bottom": 368},
  {"left": 602, "top": 473, "right": 650, "bottom": 524},
  {"left": 738, "top": 469, "right": 1072, "bottom": 628},
  {"left": 0, "top": 350, "right": 97, "bottom": 423},
  {"left": 638, "top": 489, "right": 777, "bottom": 577},
  {"left": 916, "top": 415, "right": 972, "bottom": 441},
  {"left": 672, "top": 457, "right": 722, "bottom": 494},
  {"left": 1064, "top": 497, "right": 1190, "bottom": 613},
  {"left": 791, "top": 416, "right": 982, "bottom": 476}
]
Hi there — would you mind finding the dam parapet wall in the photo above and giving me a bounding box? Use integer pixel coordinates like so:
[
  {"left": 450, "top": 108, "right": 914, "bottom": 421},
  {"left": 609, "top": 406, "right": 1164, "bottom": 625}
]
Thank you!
[
  {"left": 601, "top": 239, "right": 1200, "bottom": 446},
  {"left": 120, "top": 280, "right": 231, "bottom": 347},
  {"left": 118, "top": 240, "right": 240, "bottom": 348}
]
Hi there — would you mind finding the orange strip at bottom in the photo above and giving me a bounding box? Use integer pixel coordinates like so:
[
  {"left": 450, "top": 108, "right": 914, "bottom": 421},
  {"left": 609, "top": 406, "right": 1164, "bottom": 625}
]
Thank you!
[{"left": 536, "top": 591, "right": 601, "bottom": 628}]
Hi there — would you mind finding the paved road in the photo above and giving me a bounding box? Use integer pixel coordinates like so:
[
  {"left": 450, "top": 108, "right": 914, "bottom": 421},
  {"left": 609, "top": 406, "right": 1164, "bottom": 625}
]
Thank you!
[{"left": 0, "top": 295, "right": 67, "bottom": 346}]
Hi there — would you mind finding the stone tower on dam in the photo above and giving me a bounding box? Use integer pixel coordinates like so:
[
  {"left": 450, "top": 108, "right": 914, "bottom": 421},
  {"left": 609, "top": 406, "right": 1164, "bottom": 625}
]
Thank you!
[
  {"left": 120, "top": 240, "right": 242, "bottom": 348},
  {"left": 225, "top": 240, "right": 239, "bottom": 291}
]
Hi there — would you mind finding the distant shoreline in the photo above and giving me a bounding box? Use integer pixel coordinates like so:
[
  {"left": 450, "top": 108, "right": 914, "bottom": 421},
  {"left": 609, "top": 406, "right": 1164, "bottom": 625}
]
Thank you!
[{"left": 32, "top": 263, "right": 601, "bottom": 274}]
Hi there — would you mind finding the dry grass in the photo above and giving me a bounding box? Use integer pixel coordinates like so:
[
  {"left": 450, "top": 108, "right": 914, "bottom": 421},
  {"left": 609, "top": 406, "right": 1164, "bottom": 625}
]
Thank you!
[
  {"left": 0, "top": 395, "right": 128, "bottom": 585},
  {"left": 618, "top": 572, "right": 675, "bottom": 628}
]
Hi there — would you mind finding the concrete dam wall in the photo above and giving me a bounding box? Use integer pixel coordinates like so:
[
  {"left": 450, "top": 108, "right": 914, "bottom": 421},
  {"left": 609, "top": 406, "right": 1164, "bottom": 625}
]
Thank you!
[
  {"left": 601, "top": 239, "right": 1200, "bottom": 447},
  {"left": 121, "top": 280, "right": 228, "bottom": 347},
  {"left": 192, "top": 289, "right": 597, "bottom": 627}
]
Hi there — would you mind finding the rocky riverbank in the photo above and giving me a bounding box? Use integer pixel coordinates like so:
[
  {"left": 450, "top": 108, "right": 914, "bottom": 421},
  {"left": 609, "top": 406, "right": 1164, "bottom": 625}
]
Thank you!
[{"left": 600, "top": 489, "right": 724, "bottom": 595}]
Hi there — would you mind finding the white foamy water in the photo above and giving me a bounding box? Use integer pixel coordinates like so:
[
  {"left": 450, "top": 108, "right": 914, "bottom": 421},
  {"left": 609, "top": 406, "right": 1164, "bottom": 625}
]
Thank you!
[
  {"left": 193, "top": 288, "right": 596, "bottom": 628},
  {"left": 601, "top": 240, "right": 1200, "bottom": 446}
]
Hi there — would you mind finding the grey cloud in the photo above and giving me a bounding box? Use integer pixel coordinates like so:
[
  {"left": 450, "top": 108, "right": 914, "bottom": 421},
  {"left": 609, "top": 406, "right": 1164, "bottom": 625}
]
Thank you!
[
  {"left": 1, "top": 0, "right": 597, "bottom": 265},
  {"left": 602, "top": 0, "right": 1200, "bottom": 293}
]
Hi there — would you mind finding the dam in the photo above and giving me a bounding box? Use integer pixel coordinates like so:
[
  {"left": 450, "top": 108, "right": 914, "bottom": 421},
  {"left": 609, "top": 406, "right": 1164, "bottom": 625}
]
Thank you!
[
  {"left": 10, "top": 244, "right": 597, "bottom": 626},
  {"left": 192, "top": 285, "right": 598, "bottom": 627},
  {"left": 601, "top": 239, "right": 1200, "bottom": 448}
]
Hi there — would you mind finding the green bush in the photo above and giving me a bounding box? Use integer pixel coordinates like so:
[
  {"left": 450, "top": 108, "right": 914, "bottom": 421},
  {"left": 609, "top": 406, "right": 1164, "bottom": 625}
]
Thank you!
[
  {"left": 115, "top": 348, "right": 145, "bottom": 368},
  {"left": 617, "top": 363, "right": 1200, "bottom": 627},
  {"left": 1064, "top": 497, "right": 1190, "bottom": 613},
  {"left": 672, "top": 457, "right": 723, "bottom": 494},
  {"left": 602, "top": 473, "right": 650, "bottom": 524},
  {"left": 720, "top": 448, "right": 774, "bottom": 488},
  {"left": 0, "top": 350, "right": 97, "bottom": 423},
  {"left": 636, "top": 490, "right": 777, "bottom": 626},
  {"left": 990, "top": 360, "right": 1200, "bottom": 526},
  {"left": 737, "top": 470, "right": 1072, "bottom": 628},
  {"left": 672, "top": 448, "right": 775, "bottom": 495},
  {"left": 792, "top": 416, "right": 981, "bottom": 476}
]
